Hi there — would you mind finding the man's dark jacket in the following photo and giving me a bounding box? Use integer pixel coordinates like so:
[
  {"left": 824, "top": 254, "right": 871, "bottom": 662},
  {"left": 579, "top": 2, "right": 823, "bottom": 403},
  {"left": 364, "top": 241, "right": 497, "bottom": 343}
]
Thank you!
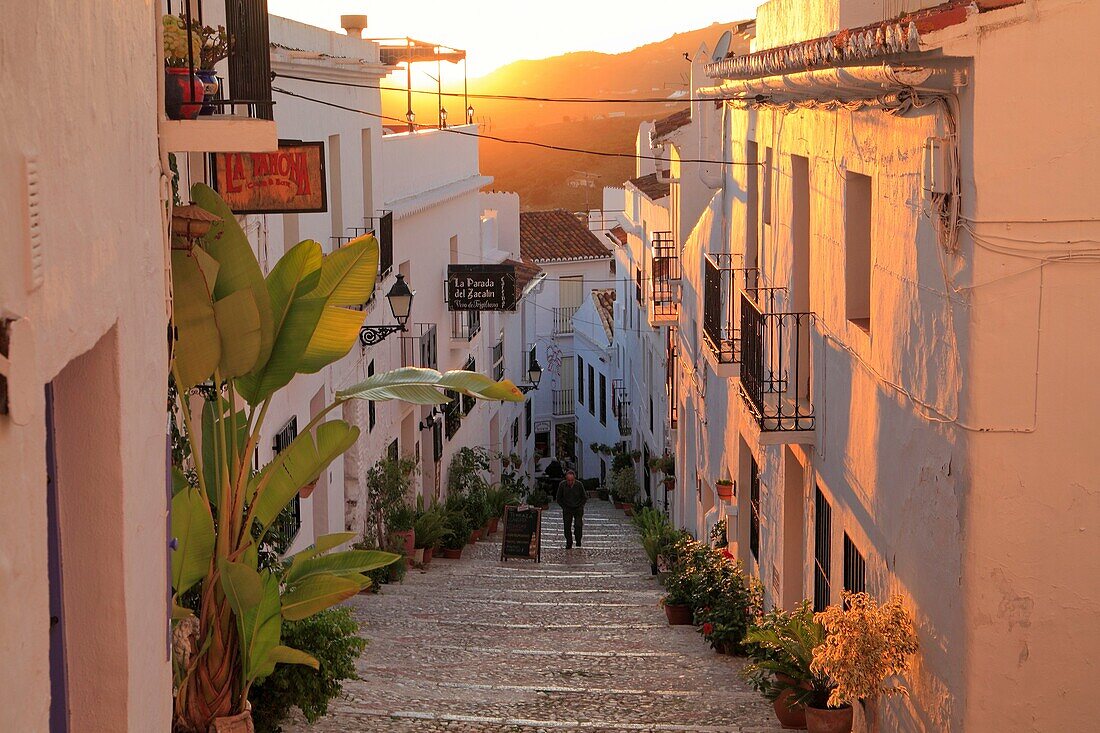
[{"left": 556, "top": 479, "right": 587, "bottom": 510}]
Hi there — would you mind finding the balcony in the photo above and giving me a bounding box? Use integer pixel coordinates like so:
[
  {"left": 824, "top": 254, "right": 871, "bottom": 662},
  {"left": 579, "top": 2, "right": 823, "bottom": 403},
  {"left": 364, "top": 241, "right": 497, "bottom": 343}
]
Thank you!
[
  {"left": 444, "top": 390, "right": 462, "bottom": 440},
  {"left": 553, "top": 306, "right": 578, "bottom": 335},
  {"left": 667, "top": 328, "right": 679, "bottom": 432},
  {"left": 400, "top": 323, "right": 438, "bottom": 370},
  {"left": 553, "top": 389, "right": 575, "bottom": 417},
  {"left": 613, "top": 379, "right": 632, "bottom": 437},
  {"left": 160, "top": 0, "right": 277, "bottom": 153},
  {"left": 703, "top": 254, "right": 759, "bottom": 378},
  {"left": 650, "top": 232, "right": 680, "bottom": 326},
  {"left": 739, "top": 288, "right": 816, "bottom": 439},
  {"left": 451, "top": 309, "right": 481, "bottom": 342}
]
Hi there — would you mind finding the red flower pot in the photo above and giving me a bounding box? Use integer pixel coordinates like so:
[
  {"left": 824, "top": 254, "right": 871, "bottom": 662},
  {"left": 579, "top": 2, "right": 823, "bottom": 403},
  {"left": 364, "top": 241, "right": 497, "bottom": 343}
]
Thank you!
[
  {"left": 772, "top": 674, "right": 808, "bottom": 729},
  {"left": 717, "top": 483, "right": 734, "bottom": 501},
  {"left": 805, "top": 705, "right": 852, "bottom": 733},
  {"left": 470, "top": 528, "right": 483, "bottom": 544},
  {"left": 488, "top": 517, "right": 500, "bottom": 534},
  {"left": 441, "top": 547, "right": 463, "bottom": 559},
  {"left": 422, "top": 547, "right": 433, "bottom": 565},
  {"left": 390, "top": 529, "right": 415, "bottom": 557},
  {"left": 663, "top": 603, "right": 693, "bottom": 625},
  {"left": 164, "top": 67, "right": 205, "bottom": 120}
]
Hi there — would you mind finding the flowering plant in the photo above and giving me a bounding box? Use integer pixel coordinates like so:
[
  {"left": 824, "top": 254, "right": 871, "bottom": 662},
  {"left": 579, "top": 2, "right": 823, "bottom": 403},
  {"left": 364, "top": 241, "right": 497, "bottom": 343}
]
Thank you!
[
  {"left": 162, "top": 15, "right": 201, "bottom": 67},
  {"left": 810, "top": 592, "right": 919, "bottom": 708},
  {"left": 692, "top": 555, "right": 762, "bottom": 654}
]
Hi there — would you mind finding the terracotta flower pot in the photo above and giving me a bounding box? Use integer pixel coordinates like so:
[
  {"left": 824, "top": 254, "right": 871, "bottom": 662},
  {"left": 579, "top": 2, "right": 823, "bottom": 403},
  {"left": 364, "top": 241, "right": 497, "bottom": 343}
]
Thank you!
[
  {"left": 442, "top": 547, "right": 463, "bottom": 559},
  {"left": 805, "top": 705, "right": 852, "bottom": 733},
  {"left": 623, "top": 505, "right": 634, "bottom": 516},
  {"left": 663, "top": 603, "right": 693, "bottom": 625},
  {"left": 717, "top": 483, "right": 734, "bottom": 501},
  {"left": 413, "top": 548, "right": 425, "bottom": 565},
  {"left": 390, "top": 529, "right": 415, "bottom": 557},
  {"left": 423, "top": 547, "right": 433, "bottom": 565},
  {"left": 772, "top": 674, "right": 808, "bottom": 730},
  {"left": 488, "top": 516, "right": 499, "bottom": 534},
  {"left": 470, "top": 527, "right": 483, "bottom": 544}
]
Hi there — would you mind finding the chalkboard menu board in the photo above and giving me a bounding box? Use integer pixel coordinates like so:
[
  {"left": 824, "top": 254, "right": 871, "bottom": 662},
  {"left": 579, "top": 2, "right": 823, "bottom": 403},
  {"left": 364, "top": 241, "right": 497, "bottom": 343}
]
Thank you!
[{"left": 500, "top": 505, "right": 542, "bottom": 562}]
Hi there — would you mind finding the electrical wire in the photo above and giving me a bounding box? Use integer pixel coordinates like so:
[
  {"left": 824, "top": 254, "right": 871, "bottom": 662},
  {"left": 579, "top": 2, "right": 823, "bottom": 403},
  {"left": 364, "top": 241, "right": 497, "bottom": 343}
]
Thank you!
[
  {"left": 272, "top": 87, "right": 762, "bottom": 166},
  {"left": 273, "top": 72, "right": 755, "bottom": 105}
]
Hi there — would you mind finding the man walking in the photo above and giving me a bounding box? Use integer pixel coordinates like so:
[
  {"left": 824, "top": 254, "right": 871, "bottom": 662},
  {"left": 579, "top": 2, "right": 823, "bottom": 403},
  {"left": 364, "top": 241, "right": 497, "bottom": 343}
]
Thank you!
[{"left": 555, "top": 470, "right": 587, "bottom": 549}]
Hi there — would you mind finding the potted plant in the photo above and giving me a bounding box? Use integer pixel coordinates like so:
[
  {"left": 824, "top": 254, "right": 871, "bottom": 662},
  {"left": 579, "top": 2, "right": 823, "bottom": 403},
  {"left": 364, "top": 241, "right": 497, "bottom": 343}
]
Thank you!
[
  {"left": 387, "top": 503, "right": 415, "bottom": 562},
  {"left": 808, "top": 593, "right": 919, "bottom": 733},
  {"left": 440, "top": 510, "right": 471, "bottom": 559},
  {"left": 693, "top": 552, "right": 762, "bottom": 655},
  {"left": 610, "top": 467, "right": 638, "bottom": 510},
  {"left": 366, "top": 456, "right": 418, "bottom": 552},
  {"left": 527, "top": 487, "right": 551, "bottom": 510},
  {"left": 716, "top": 479, "right": 735, "bottom": 501},
  {"left": 193, "top": 21, "right": 231, "bottom": 115},
  {"left": 166, "top": 186, "right": 521, "bottom": 733},
  {"left": 413, "top": 503, "right": 449, "bottom": 567},
  {"left": 659, "top": 562, "right": 695, "bottom": 625},
  {"left": 162, "top": 14, "right": 204, "bottom": 120},
  {"left": 742, "top": 602, "right": 829, "bottom": 731}
]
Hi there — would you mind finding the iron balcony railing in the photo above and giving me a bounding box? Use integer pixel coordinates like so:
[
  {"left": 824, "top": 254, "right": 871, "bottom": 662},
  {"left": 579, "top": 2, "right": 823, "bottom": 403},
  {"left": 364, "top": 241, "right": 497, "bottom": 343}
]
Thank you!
[
  {"left": 703, "top": 254, "right": 760, "bottom": 365},
  {"left": 553, "top": 389, "right": 575, "bottom": 417},
  {"left": 444, "top": 390, "right": 462, "bottom": 440},
  {"left": 461, "top": 357, "right": 476, "bottom": 414},
  {"left": 667, "top": 327, "right": 679, "bottom": 430},
  {"left": 650, "top": 232, "right": 680, "bottom": 321},
  {"left": 270, "top": 416, "right": 300, "bottom": 553},
  {"left": 739, "top": 287, "right": 816, "bottom": 432},
  {"left": 553, "top": 306, "right": 578, "bottom": 335},
  {"left": 612, "top": 379, "right": 632, "bottom": 436},
  {"left": 164, "top": 0, "right": 274, "bottom": 120},
  {"left": 400, "top": 323, "right": 438, "bottom": 370},
  {"left": 365, "top": 211, "right": 394, "bottom": 276},
  {"left": 451, "top": 310, "right": 481, "bottom": 341}
]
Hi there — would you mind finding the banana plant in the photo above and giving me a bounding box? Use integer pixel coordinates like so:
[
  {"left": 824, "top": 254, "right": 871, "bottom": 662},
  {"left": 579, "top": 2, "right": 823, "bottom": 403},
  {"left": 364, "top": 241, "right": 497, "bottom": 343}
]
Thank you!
[{"left": 169, "top": 184, "right": 522, "bottom": 732}]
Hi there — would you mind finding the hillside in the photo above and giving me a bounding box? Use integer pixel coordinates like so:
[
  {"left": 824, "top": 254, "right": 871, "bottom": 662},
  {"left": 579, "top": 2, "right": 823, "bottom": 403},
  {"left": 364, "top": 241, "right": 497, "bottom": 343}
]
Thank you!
[{"left": 382, "top": 21, "right": 750, "bottom": 210}]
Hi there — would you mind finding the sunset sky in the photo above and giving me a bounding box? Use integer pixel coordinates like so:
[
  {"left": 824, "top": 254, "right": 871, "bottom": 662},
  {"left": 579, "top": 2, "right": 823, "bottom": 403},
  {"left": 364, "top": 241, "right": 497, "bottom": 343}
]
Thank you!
[{"left": 268, "top": 0, "right": 760, "bottom": 76}]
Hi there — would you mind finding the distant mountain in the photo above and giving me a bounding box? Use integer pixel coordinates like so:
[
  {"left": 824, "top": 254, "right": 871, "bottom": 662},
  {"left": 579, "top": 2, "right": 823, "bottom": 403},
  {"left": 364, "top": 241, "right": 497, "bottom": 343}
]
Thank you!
[{"left": 382, "top": 22, "right": 750, "bottom": 211}]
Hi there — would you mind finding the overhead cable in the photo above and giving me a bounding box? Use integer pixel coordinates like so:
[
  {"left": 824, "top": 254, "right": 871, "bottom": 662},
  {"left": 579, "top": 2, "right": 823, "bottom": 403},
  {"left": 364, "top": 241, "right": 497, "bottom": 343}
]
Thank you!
[{"left": 272, "top": 87, "right": 761, "bottom": 166}]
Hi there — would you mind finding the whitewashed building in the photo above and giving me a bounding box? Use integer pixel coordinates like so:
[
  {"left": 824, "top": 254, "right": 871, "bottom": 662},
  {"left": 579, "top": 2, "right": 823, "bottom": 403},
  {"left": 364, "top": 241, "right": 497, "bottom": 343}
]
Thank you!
[
  {"left": 664, "top": 0, "right": 1100, "bottom": 729},
  {"left": 572, "top": 288, "right": 619, "bottom": 484},
  {"left": 519, "top": 210, "right": 615, "bottom": 466}
]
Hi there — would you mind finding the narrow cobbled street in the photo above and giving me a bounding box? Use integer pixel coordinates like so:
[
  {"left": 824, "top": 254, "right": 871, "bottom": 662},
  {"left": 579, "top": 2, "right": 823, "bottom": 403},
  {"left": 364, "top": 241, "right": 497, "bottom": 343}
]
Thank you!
[{"left": 288, "top": 501, "right": 780, "bottom": 732}]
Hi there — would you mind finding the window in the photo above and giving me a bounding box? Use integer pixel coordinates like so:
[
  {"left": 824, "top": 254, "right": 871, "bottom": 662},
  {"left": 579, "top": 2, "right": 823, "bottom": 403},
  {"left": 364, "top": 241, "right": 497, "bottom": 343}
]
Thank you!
[
  {"left": 635, "top": 267, "right": 643, "bottom": 303},
  {"left": 577, "top": 356, "right": 584, "bottom": 402},
  {"left": 525, "top": 399, "right": 532, "bottom": 437},
  {"left": 588, "top": 364, "right": 595, "bottom": 415},
  {"left": 328, "top": 133, "right": 343, "bottom": 241},
  {"left": 461, "top": 357, "right": 476, "bottom": 414},
  {"left": 649, "top": 395, "right": 653, "bottom": 433},
  {"left": 599, "top": 373, "right": 607, "bottom": 425},
  {"left": 749, "top": 456, "right": 761, "bottom": 562},
  {"left": 512, "top": 417, "right": 520, "bottom": 447},
  {"left": 814, "top": 487, "right": 833, "bottom": 612},
  {"left": 845, "top": 172, "right": 873, "bottom": 332},
  {"left": 432, "top": 421, "right": 443, "bottom": 462},
  {"left": 386, "top": 439, "right": 398, "bottom": 462},
  {"left": 367, "top": 360, "right": 376, "bottom": 431},
  {"left": 444, "top": 390, "right": 462, "bottom": 440},
  {"left": 762, "top": 146, "right": 773, "bottom": 226},
  {"left": 746, "top": 140, "right": 759, "bottom": 271},
  {"left": 843, "top": 533, "right": 866, "bottom": 596}
]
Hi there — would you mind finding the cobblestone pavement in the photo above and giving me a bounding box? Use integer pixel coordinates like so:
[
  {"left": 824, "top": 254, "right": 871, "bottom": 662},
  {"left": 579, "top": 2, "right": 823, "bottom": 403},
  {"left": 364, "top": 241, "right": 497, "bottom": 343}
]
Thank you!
[{"left": 286, "top": 501, "right": 781, "bottom": 732}]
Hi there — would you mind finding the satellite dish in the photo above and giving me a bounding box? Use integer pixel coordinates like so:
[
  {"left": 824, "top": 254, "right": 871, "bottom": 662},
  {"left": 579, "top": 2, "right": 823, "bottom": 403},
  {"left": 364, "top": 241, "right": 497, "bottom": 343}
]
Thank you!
[{"left": 712, "top": 30, "right": 733, "bottom": 63}]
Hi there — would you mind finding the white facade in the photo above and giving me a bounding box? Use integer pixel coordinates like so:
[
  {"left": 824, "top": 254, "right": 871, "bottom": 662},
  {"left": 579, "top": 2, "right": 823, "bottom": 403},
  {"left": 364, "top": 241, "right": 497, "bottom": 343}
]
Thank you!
[
  {"left": 665, "top": 1, "right": 1100, "bottom": 730},
  {"left": 572, "top": 290, "right": 621, "bottom": 484}
]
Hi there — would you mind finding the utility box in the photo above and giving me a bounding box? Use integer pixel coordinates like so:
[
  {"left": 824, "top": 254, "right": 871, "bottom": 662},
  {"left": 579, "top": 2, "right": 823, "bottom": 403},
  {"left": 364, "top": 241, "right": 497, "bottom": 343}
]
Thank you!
[{"left": 923, "top": 137, "right": 954, "bottom": 195}]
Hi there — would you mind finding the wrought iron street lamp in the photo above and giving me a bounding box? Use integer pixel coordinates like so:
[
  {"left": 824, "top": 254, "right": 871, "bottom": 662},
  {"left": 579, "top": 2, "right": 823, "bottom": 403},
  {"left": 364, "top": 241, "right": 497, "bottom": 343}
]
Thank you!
[
  {"left": 518, "top": 348, "right": 542, "bottom": 394},
  {"left": 359, "top": 274, "right": 415, "bottom": 347}
]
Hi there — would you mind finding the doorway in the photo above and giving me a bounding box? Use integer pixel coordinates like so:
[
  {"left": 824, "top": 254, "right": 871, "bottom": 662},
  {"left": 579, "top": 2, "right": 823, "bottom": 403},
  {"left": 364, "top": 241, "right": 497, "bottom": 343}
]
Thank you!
[{"left": 782, "top": 447, "right": 806, "bottom": 609}]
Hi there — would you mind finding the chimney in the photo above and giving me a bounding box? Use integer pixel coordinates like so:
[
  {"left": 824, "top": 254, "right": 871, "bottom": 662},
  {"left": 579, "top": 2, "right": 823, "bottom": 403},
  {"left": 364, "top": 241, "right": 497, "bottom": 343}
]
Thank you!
[{"left": 340, "top": 14, "right": 368, "bottom": 39}]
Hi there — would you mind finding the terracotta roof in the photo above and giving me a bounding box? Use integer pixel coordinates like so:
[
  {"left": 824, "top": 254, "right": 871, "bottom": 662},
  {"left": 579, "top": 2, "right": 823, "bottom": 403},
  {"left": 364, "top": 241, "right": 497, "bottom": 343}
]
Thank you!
[
  {"left": 503, "top": 258, "right": 543, "bottom": 297},
  {"left": 706, "top": 0, "right": 1024, "bottom": 81},
  {"left": 519, "top": 210, "right": 612, "bottom": 262},
  {"left": 653, "top": 108, "right": 692, "bottom": 140},
  {"left": 626, "top": 172, "right": 670, "bottom": 201},
  {"left": 593, "top": 289, "right": 616, "bottom": 342},
  {"left": 606, "top": 226, "right": 627, "bottom": 247}
]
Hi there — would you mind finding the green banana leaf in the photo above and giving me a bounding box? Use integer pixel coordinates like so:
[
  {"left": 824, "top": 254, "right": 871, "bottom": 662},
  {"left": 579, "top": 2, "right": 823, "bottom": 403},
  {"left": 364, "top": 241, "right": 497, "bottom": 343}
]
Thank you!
[
  {"left": 171, "top": 247, "right": 221, "bottom": 389},
  {"left": 234, "top": 240, "right": 323, "bottom": 404},
  {"left": 211, "top": 288, "right": 262, "bottom": 379},
  {"left": 201, "top": 403, "right": 248, "bottom": 506},
  {"left": 285, "top": 532, "right": 357, "bottom": 566},
  {"left": 220, "top": 561, "right": 282, "bottom": 683},
  {"left": 170, "top": 486, "right": 215, "bottom": 596},
  {"left": 337, "top": 367, "right": 524, "bottom": 405},
  {"left": 263, "top": 645, "right": 319, "bottom": 672},
  {"left": 249, "top": 420, "right": 360, "bottom": 530},
  {"left": 190, "top": 183, "right": 274, "bottom": 371},
  {"left": 285, "top": 549, "right": 400, "bottom": 584},
  {"left": 280, "top": 573, "right": 361, "bottom": 621}
]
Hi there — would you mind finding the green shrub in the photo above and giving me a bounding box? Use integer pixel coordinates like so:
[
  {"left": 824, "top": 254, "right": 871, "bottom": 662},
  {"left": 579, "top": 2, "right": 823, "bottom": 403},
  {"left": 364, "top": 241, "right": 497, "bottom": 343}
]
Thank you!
[
  {"left": 412, "top": 501, "right": 450, "bottom": 550},
  {"left": 442, "top": 508, "right": 471, "bottom": 549},
  {"left": 610, "top": 467, "right": 638, "bottom": 503},
  {"left": 249, "top": 608, "right": 367, "bottom": 733}
]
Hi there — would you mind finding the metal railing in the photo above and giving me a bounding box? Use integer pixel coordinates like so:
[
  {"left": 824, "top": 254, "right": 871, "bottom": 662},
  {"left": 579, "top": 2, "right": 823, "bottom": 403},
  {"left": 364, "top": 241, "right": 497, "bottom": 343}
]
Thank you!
[
  {"left": 739, "top": 287, "right": 816, "bottom": 432},
  {"left": 703, "top": 254, "right": 759, "bottom": 365},
  {"left": 164, "top": 0, "right": 274, "bottom": 120},
  {"left": 491, "top": 341, "right": 505, "bottom": 381},
  {"left": 667, "top": 328, "right": 679, "bottom": 430},
  {"left": 650, "top": 232, "right": 680, "bottom": 321},
  {"left": 553, "top": 306, "right": 578, "bottom": 335},
  {"left": 444, "top": 391, "right": 462, "bottom": 440},
  {"left": 451, "top": 310, "right": 481, "bottom": 340},
  {"left": 553, "top": 389, "right": 575, "bottom": 416},
  {"left": 270, "top": 416, "right": 300, "bottom": 553},
  {"left": 612, "top": 380, "right": 631, "bottom": 436},
  {"left": 365, "top": 212, "right": 393, "bottom": 276},
  {"left": 400, "top": 323, "right": 437, "bottom": 369}
]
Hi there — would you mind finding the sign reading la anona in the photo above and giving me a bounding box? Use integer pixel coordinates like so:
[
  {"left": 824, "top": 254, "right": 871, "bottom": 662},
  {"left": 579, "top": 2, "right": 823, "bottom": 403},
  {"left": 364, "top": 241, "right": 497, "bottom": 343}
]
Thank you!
[
  {"left": 447, "top": 263, "right": 518, "bottom": 312},
  {"left": 212, "top": 140, "right": 327, "bottom": 214}
]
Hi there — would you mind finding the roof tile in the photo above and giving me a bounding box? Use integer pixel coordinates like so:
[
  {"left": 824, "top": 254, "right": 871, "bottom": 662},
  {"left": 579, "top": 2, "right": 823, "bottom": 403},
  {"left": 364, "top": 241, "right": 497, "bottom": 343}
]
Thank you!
[{"left": 520, "top": 209, "right": 612, "bottom": 262}]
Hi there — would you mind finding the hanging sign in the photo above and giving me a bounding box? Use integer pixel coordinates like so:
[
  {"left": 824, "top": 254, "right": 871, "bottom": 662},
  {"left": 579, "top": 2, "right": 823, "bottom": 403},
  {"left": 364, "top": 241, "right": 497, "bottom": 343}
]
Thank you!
[
  {"left": 500, "top": 505, "right": 542, "bottom": 562},
  {"left": 447, "top": 264, "right": 517, "bottom": 312},
  {"left": 211, "top": 140, "right": 327, "bottom": 214}
]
